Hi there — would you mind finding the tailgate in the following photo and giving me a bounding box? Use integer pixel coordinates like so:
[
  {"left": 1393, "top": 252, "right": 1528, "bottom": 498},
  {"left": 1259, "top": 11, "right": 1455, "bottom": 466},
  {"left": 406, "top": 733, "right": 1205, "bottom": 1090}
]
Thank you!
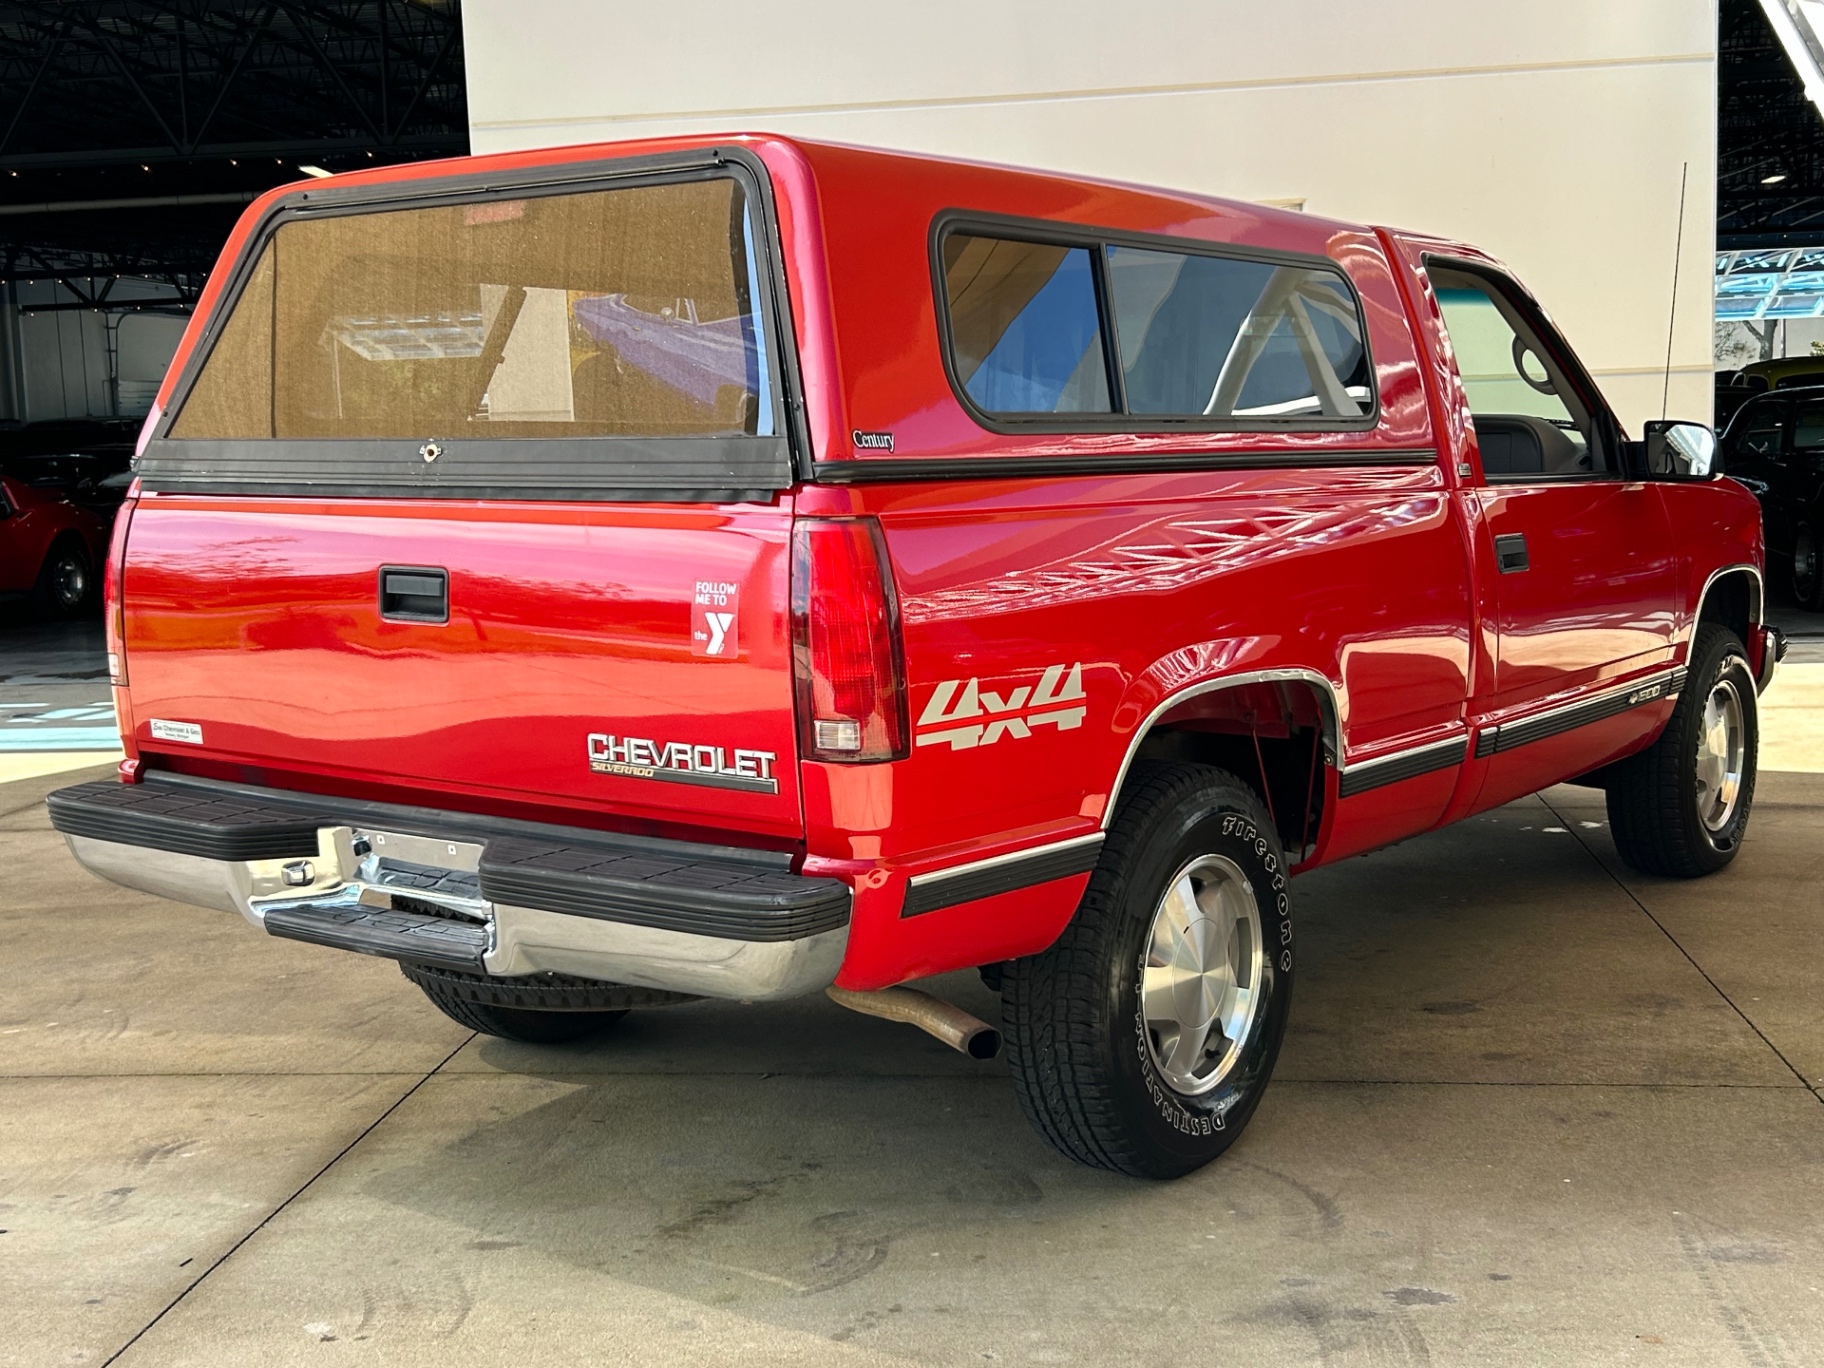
[
  {"left": 122, "top": 494, "right": 802, "bottom": 839},
  {"left": 117, "top": 151, "right": 809, "bottom": 841}
]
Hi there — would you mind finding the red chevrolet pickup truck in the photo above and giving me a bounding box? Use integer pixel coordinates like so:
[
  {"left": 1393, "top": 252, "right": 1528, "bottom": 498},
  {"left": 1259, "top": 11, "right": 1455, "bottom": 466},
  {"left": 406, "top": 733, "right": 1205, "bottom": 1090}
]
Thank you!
[{"left": 49, "top": 136, "right": 1781, "bottom": 1178}]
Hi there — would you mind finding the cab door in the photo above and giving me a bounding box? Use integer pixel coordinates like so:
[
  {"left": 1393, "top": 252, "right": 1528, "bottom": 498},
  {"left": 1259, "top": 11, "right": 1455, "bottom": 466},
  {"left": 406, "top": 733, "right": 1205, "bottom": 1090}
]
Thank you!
[{"left": 1422, "top": 260, "right": 1677, "bottom": 806}]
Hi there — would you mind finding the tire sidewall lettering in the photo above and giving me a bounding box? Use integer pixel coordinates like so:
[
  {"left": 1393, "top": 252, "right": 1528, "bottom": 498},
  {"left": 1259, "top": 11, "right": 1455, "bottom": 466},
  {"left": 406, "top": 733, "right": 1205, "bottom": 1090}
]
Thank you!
[{"left": 1126, "top": 793, "right": 1293, "bottom": 1148}]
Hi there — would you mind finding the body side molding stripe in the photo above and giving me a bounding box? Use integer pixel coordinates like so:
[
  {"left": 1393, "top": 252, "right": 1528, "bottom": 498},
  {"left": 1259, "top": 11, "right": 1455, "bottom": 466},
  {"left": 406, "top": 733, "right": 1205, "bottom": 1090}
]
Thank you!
[
  {"left": 1336, "top": 734, "right": 1468, "bottom": 798},
  {"left": 1477, "top": 667, "right": 1686, "bottom": 758},
  {"left": 901, "top": 832, "right": 1105, "bottom": 918}
]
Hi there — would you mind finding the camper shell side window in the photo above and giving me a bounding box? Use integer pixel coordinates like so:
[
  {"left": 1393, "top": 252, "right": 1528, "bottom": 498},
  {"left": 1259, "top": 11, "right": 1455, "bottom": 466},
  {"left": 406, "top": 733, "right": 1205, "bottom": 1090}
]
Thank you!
[{"left": 933, "top": 214, "right": 1378, "bottom": 435}]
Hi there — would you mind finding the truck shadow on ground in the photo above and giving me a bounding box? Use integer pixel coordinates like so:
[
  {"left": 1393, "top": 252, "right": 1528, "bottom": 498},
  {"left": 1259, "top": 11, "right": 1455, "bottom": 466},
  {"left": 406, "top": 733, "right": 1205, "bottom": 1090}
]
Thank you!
[{"left": 351, "top": 790, "right": 1773, "bottom": 1320}]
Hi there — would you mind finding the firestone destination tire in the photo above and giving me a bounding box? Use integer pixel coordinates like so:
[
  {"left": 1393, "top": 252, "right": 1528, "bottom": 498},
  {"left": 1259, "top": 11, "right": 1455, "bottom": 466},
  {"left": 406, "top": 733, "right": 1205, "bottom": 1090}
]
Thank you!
[
  {"left": 1001, "top": 763, "right": 1293, "bottom": 1179},
  {"left": 1605, "top": 624, "right": 1758, "bottom": 879}
]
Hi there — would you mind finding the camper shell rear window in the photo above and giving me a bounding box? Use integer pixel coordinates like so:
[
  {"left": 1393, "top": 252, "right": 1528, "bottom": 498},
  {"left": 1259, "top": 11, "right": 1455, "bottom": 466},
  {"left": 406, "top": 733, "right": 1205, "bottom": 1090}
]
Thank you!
[
  {"left": 146, "top": 159, "right": 794, "bottom": 501},
  {"left": 936, "top": 216, "right": 1376, "bottom": 433}
]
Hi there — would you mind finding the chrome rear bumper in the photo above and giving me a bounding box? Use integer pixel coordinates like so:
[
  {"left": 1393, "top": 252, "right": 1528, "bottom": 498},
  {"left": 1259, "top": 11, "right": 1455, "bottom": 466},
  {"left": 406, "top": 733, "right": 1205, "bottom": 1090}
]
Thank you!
[{"left": 53, "top": 777, "right": 850, "bottom": 1002}]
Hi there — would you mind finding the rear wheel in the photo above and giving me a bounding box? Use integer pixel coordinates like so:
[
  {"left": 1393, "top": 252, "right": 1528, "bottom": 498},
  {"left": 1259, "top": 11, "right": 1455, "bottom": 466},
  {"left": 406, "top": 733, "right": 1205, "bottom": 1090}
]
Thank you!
[
  {"left": 1001, "top": 763, "right": 1292, "bottom": 1179},
  {"left": 1605, "top": 624, "right": 1757, "bottom": 878},
  {"left": 30, "top": 538, "right": 90, "bottom": 620},
  {"left": 419, "top": 990, "right": 625, "bottom": 1043},
  {"left": 1792, "top": 523, "right": 1824, "bottom": 611},
  {"left": 401, "top": 963, "right": 696, "bottom": 1044}
]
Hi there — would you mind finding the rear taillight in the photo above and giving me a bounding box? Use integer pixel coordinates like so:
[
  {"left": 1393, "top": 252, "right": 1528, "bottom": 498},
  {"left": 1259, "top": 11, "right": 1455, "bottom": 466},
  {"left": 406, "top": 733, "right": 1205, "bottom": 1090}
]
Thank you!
[
  {"left": 791, "top": 516, "right": 909, "bottom": 763},
  {"left": 104, "top": 488, "right": 137, "bottom": 686}
]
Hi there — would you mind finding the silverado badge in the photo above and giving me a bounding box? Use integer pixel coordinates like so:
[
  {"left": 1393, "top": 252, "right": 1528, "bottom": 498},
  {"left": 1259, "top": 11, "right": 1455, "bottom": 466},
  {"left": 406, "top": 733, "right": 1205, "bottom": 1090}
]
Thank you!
[{"left": 587, "top": 732, "right": 778, "bottom": 794}]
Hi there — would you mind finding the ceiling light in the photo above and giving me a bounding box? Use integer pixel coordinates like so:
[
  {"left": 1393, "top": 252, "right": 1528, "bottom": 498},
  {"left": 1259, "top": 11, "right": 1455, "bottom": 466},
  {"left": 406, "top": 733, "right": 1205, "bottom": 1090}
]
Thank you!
[
  {"left": 297, "top": 165, "right": 332, "bottom": 179},
  {"left": 1762, "top": 0, "right": 1824, "bottom": 125},
  {"left": 1764, "top": 172, "right": 1789, "bottom": 184}
]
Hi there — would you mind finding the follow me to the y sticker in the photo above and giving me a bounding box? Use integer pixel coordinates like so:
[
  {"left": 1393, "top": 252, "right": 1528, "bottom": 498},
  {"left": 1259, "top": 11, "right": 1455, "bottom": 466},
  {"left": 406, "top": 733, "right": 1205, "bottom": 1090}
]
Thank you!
[{"left": 691, "top": 579, "right": 739, "bottom": 658}]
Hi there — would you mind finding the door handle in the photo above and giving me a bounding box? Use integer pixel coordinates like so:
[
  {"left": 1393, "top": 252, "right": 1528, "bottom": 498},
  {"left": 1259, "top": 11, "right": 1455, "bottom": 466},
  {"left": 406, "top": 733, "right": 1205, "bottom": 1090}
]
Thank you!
[
  {"left": 379, "top": 565, "right": 449, "bottom": 623},
  {"left": 1494, "top": 533, "right": 1529, "bottom": 574}
]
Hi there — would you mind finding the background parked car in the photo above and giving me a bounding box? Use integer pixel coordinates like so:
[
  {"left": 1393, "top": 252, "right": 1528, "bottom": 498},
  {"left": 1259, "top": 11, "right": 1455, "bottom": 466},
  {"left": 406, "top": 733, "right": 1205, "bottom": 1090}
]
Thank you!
[
  {"left": 1722, "top": 384, "right": 1824, "bottom": 609},
  {"left": 0, "top": 418, "right": 139, "bottom": 521},
  {"left": 1716, "top": 359, "right": 1824, "bottom": 433},
  {"left": 0, "top": 468, "right": 111, "bottom": 619}
]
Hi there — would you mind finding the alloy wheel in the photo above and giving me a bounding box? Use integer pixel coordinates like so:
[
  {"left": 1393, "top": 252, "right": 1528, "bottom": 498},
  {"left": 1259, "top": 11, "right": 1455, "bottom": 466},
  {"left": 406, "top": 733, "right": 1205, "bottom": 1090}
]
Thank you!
[
  {"left": 1695, "top": 675, "right": 1747, "bottom": 834},
  {"left": 1140, "top": 852, "right": 1265, "bottom": 1096}
]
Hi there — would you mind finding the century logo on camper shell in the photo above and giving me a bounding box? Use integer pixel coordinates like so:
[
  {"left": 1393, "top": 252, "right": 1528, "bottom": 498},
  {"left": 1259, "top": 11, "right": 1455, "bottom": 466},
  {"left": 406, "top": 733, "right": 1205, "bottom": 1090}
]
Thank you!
[{"left": 587, "top": 733, "right": 779, "bottom": 794}]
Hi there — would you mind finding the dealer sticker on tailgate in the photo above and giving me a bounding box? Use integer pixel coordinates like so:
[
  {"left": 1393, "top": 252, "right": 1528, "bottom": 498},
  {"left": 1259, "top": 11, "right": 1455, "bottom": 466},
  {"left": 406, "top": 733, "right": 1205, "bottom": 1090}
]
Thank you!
[{"left": 149, "top": 719, "right": 204, "bottom": 745}]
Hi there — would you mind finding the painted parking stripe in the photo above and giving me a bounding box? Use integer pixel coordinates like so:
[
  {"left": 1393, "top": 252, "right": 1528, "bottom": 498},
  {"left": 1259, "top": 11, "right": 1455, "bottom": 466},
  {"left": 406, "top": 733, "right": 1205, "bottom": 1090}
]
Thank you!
[{"left": 0, "top": 727, "right": 123, "bottom": 752}]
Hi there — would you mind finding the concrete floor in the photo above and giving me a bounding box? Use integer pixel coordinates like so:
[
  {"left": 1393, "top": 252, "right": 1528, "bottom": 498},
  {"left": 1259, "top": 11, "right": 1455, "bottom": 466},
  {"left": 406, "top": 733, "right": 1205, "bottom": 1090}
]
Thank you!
[{"left": 4, "top": 760, "right": 1823, "bottom": 1367}]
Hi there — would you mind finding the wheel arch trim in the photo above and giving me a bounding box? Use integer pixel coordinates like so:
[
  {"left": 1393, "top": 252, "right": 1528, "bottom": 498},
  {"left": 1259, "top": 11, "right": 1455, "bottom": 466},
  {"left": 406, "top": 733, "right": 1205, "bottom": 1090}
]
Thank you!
[
  {"left": 1102, "top": 667, "right": 1344, "bottom": 832},
  {"left": 1692, "top": 562, "right": 1764, "bottom": 645}
]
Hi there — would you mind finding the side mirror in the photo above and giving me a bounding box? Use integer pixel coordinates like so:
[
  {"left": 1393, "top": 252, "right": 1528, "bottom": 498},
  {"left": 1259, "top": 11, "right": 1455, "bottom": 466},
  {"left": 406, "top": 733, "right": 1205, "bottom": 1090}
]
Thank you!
[{"left": 1637, "top": 420, "right": 1720, "bottom": 481}]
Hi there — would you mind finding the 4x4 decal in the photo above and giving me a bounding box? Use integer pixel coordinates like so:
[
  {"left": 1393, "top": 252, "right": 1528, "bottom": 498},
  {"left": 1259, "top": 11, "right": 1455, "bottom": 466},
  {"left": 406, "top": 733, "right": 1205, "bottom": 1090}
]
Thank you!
[{"left": 915, "top": 662, "right": 1087, "bottom": 750}]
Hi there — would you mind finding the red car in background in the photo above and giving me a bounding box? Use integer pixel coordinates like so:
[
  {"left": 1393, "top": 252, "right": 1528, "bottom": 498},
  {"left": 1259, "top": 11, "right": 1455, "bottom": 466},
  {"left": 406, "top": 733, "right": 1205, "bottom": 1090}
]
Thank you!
[{"left": 0, "top": 468, "right": 109, "bottom": 617}]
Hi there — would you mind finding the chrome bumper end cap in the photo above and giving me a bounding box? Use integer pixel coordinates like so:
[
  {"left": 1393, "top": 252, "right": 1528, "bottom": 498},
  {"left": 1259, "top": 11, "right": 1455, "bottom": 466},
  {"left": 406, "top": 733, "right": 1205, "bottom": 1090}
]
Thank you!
[{"left": 1757, "top": 624, "right": 1789, "bottom": 695}]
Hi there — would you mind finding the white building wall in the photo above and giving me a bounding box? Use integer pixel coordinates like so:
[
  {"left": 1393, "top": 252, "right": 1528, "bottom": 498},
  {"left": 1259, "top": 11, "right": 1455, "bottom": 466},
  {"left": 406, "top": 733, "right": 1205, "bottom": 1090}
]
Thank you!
[{"left": 463, "top": 0, "right": 1717, "bottom": 433}]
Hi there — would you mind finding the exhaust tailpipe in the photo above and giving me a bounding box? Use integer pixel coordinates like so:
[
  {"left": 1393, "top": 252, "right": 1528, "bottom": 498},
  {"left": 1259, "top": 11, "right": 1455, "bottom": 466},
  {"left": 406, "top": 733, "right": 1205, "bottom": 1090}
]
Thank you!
[{"left": 826, "top": 985, "right": 1002, "bottom": 1060}]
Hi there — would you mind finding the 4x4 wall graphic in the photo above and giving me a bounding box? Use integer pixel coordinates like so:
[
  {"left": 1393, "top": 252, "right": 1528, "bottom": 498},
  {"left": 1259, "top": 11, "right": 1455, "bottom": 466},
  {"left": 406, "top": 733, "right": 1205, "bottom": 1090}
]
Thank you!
[{"left": 915, "top": 663, "right": 1087, "bottom": 750}]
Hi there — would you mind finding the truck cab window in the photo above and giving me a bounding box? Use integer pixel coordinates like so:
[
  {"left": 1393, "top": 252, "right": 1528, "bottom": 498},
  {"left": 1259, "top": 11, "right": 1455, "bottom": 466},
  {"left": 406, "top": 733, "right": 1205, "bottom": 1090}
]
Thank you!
[{"left": 1427, "top": 264, "right": 1603, "bottom": 481}]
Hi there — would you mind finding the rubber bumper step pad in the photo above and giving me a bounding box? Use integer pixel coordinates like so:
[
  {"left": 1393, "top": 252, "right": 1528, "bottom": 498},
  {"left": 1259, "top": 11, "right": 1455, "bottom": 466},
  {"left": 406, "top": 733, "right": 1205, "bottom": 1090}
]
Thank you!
[
  {"left": 47, "top": 781, "right": 321, "bottom": 862},
  {"left": 263, "top": 903, "right": 487, "bottom": 972},
  {"left": 479, "top": 837, "right": 851, "bottom": 942}
]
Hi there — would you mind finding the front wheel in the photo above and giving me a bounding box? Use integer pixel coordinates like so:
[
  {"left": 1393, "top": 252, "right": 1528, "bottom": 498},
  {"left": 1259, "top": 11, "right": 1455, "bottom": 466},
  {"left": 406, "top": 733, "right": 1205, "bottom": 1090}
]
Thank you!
[
  {"left": 1001, "top": 763, "right": 1292, "bottom": 1179},
  {"left": 1605, "top": 624, "right": 1758, "bottom": 878}
]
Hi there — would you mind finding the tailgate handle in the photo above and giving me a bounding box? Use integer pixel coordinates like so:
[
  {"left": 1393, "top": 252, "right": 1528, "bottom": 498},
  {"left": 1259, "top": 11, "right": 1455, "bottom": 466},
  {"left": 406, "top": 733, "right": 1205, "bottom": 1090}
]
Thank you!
[{"left": 379, "top": 566, "right": 449, "bottom": 623}]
